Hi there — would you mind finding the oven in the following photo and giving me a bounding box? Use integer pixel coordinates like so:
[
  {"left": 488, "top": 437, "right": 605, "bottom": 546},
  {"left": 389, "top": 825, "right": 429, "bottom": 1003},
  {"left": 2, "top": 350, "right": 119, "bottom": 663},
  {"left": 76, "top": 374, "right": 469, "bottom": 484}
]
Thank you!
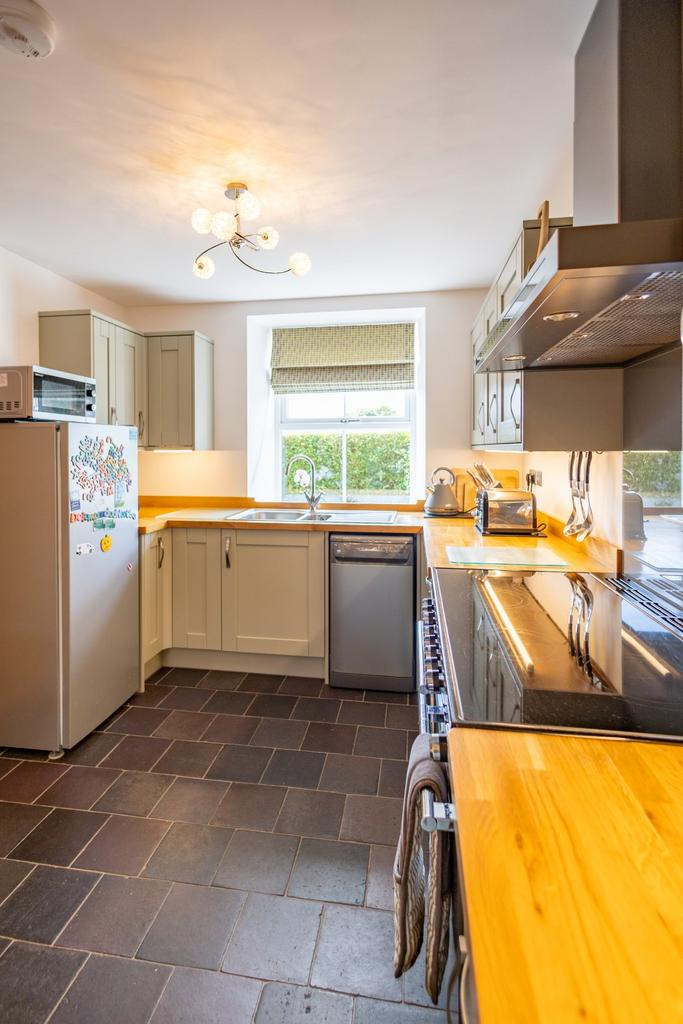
[{"left": 0, "top": 365, "right": 96, "bottom": 423}]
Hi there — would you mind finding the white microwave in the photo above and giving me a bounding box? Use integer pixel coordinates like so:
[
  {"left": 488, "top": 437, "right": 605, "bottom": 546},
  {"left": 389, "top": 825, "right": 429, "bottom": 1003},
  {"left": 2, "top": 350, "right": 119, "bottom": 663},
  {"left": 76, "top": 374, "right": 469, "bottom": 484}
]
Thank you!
[{"left": 0, "top": 365, "right": 96, "bottom": 422}]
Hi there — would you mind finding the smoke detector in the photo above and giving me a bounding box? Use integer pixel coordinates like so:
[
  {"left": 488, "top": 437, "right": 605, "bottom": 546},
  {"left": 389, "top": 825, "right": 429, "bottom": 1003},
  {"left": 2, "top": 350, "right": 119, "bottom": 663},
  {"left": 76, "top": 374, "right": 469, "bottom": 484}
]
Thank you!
[{"left": 0, "top": 0, "right": 55, "bottom": 58}]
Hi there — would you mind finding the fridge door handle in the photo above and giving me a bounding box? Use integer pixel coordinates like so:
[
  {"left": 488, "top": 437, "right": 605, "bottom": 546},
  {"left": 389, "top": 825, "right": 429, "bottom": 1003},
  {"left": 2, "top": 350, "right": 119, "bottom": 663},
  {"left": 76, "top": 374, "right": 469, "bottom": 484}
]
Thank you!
[
  {"left": 138, "top": 410, "right": 144, "bottom": 440},
  {"left": 225, "top": 537, "right": 231, "bottom": 569},
  {"left": 110, "top": 406, "right": 118, "bottom": 425},
  {"left": 158, "top": 537, "right": 164, "bottom": 570}
]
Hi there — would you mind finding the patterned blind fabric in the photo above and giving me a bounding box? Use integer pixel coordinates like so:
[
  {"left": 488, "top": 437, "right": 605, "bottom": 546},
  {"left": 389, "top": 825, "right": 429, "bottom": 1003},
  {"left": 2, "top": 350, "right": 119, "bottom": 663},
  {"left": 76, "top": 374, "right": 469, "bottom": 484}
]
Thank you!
[{"left": 270, "top": 323, "right": 415, "bottom": 394}]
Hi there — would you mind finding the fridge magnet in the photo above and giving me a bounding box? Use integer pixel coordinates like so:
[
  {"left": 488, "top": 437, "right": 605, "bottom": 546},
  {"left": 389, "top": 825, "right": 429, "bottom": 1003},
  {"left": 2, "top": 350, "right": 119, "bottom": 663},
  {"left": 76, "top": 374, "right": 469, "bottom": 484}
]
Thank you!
[
  {"left": 70, "top": 436, "right": 132, "bottom": 505},
  {"left": 75, "top": 543, "right": 94, "bottom": 557},
  {"left": 100, "top": 534, "right": 113, "bottom": 553},
  {"left": 127, "top": 562, "right": 135, "bottom": 573}
]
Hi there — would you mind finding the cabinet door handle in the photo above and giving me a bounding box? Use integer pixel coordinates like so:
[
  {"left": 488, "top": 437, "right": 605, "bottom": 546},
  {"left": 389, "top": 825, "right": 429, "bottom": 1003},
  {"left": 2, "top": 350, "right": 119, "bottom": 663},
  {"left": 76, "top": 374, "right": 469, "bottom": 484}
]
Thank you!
[
  {"left": 489, "top": 393, "right": 498, "bottom": 431},
  {"left": 158, "top": 538, "right": 164, "bottom": 570},
  {"left": 138, "top": 410, "right": 145, "bottom": 439},
  {"left": 477, "top": 402, "right": 485, "bottom": 436},
  {"left": 110, "top": 406, "right": 118, "bottom": 425},
  {"left": 458, "top": 936, "right": 473, "bottom": 1024},
  {"left": 225, "top": 537, "right": 231, "bottom": 568},
  {"left": 510, "top": 378, "right": 520, "bottom": 429}
]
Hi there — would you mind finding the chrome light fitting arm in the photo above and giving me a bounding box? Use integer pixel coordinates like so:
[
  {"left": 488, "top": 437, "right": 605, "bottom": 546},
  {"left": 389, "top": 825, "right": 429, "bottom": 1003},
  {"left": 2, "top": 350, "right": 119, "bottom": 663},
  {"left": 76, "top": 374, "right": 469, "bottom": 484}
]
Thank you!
[{"left": 191, "top": 182, "right": 312, "bottom": 280}]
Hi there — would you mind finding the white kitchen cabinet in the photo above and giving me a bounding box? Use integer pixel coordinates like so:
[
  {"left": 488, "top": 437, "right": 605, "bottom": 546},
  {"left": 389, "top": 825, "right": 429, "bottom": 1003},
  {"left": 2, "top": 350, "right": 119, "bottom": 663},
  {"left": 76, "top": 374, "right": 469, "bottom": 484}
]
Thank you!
[
  {"left": 471, "top": 370, "right": 487, "bottom": 446},
  {"left": 146, "top": 332, "right": 214, "bottom": 450},
  {"left": 172, "top": 528, "right": 221, "bottom": 649},
  {"left": 495, "top": 370, "right": 522, "bottom": 445},
  {"left": 39, "top": 310, "right": 147, "bottom": 440},
  {"left": 141, "top": 529, "right": 172, "bottom": 666},
  {"left": 221, "top": 529, "right": 325, "bottom": 657}
]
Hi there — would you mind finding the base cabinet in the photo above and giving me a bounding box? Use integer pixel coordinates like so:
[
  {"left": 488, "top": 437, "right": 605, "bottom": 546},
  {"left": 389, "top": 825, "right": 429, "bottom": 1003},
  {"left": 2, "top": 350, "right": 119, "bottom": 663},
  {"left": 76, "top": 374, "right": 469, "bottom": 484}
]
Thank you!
[
  {"left": 221, "top": 529, "right": 325, "bottom": 657},
  {"left": 172, "top": 529, "right": 222, "bottom": 649},
  {"left": 141, "top": 529, "right": 172, "bottom": 663}
]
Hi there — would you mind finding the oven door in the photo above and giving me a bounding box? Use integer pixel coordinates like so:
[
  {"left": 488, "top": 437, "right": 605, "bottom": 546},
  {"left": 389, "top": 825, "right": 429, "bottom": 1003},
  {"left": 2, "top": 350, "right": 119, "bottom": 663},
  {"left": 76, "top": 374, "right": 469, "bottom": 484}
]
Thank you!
[{"left": 31, "top": 367, "right": 96, "bottom": 423}]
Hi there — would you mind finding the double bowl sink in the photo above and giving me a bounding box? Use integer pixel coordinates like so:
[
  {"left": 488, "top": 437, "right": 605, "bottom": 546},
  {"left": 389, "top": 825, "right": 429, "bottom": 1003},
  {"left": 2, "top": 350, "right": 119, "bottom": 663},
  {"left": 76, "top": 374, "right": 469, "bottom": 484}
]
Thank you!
[{"left": 227, "top": 508, "right": 398, "bottom": 525}]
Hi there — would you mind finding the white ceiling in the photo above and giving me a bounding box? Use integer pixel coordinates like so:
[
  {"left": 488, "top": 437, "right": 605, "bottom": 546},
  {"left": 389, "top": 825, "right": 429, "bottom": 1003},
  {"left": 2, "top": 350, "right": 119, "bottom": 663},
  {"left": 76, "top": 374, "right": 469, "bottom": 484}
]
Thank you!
[{"left": 0, "top": 0, "right": 596, "bottom": 305}]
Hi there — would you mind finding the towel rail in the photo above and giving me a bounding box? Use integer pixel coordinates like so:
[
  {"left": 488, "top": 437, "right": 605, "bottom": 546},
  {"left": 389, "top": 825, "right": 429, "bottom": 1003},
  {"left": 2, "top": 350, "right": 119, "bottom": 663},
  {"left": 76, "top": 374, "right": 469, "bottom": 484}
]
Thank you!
[{"left": 421, "top": 789, "right": 456, "bottom": 832}]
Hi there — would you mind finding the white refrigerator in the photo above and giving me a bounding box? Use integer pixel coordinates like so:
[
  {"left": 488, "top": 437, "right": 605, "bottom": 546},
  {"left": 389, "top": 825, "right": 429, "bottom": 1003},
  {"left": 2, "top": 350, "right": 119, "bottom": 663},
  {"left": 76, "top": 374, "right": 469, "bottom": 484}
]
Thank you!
[{"left": 0, "top": 421, "right": 139, "bottom": 754}]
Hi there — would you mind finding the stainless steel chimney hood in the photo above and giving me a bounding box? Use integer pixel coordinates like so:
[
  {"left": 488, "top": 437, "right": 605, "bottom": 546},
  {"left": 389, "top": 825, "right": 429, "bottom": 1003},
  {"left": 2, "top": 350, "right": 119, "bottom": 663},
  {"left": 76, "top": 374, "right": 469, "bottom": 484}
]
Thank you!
[{"left": 477, "top": 0, "right": 683, "bottom": 374}]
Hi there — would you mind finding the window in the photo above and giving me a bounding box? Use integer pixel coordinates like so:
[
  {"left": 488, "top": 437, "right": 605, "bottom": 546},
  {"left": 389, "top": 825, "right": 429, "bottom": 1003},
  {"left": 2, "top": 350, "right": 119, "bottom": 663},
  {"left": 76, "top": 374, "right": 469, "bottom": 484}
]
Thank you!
[
  {"left": 278, "top": 389, "right": 415, "bottom": 503},
  {"left": 624, "top": 451, "right": 683, "bottom": 508}
]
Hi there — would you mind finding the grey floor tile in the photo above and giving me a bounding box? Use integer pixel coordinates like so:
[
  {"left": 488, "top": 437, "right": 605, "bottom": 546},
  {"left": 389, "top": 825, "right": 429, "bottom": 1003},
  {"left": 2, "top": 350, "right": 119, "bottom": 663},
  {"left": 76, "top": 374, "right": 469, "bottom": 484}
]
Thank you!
[
  {"left": 274, "top": 789, "right": 345, "bottom": 840},
  {"left": 251, "top": 717, "right": 307, "bottom": 750},
  {"left": 128, "top": 684, "right": 173, "bottom": 707},
  {"left": 201, "top": 713, "right": 260, "bottom": 744},
  {"left": 74, "top": 814, "right": 170, "bottom": 875},
  {"left": 50, "top": 952, "right": 171, "bottom": 1024},
  {"left": 153, "top": 710, "right": 215, "bottom": 741},
  {"left": 364, "top": 690, "right": 408, "bottom": 705},
  {"left": 311, "top": 905, "right": 402, "bottom": 1001},
  {"left": 262, "top": 750, "right": 325, "bottom": 789},
  {"left": 143, "top": 668, "right": 172, "bottom": 686},
  {"left": 291, "top": 697, "right": 340, "bottom": 723},
  {"left": 0, "top": 865, "right": 98, "bottom": 943},
  {"left": 354, "top": 726, "right": 407, "bottom": 760},
  {"left": 279, "top": 677, "right": 323, "bottom": 698},
  {"left": 246, "top": 695, "right": 297, "bottom": 719},
  {"left": 149, "top": 777, "right": 228, "bottom": 824},
  {"left": 255, "top": 982, "right": 353, "bottom": 1023},
  {"left": 56, "top": 873, "right": 170, "bottom": 956},
  {"left": 151, "top": 966, "right": 262, "bottom": 1023},
  {"left": 0, "top": 859, "right": 32, "bottom": 905},
  {"left": 355, "top": 998, "right": 447, "bottom": 1023},
  {"left": 151, "top": 740, "right": 222, "bottom": 778},
  {"left": 0, "top": 761, "right": 68, "bottom": 802},
  {"left": 337, "top": 701, "right": 387, "bottom": 727},
  {"left": 60, "top": 732, "right": 123, "bottom": 766},
  {"left": 107, "top": 707, "right": 171, "bottom": 736},
  {"left": 386, "top": 705, "right": 419, "bottom": 731},
  {"left": 143, "top": 821, "right": 232, "bottom": 884},
  {"left": 366, "top": 845, "right": 394, "bottom": 910},
  {"left": 287, "top": 838, "right": 369, "bottom": 905},
  {"left": 198, "top": 669, "right": 246, "bottom": 690},
  {"left": 35, "top": 766, "right": 121, "bottom": 810},
  {"left": 160, "top": 668, "right": 209, "bottom": 687},
  {"left": 223, "top": 893, "right": 322, "bottom": 985},
  {"left": 201, "top": 691, "right": 254, "bottom": 716},
  {"left": 0, "top": 758, "right": 21, "bottom": 780},
  {"left": 8, "top": 808, "right": 108, "bottom": 866},
  {"left": 101, "top": 735, "right": 172, "bottom": 772},
  {"left": 378, "top": 759, "right": 408, "bottom": 798},
  {"left": 239, "top": 673, "right": 285, "bottom": 694},
  {"left": 138, "top": 882, "right": 244, "bottom": 970},
  {"left": 0, "top": 802, "right": 51, "bottom": 856},
  {"left": 340, "top": 794, "right": 402, "bottom": 846},
  {"left": 301, "top": 723, "right": 357, "bottom": 755},
  {"left": 212, "top": 783, "right": 286, "bottom": 830},
  {"left": 319, "top": 753, "right": 380, "bottom": 796},
  {"left": 0, "top": 941, "right": 86, "bottom": 1024},
  {"left": 214, "top": 830, "right": 298, "bottom": 894},
  {"left": 158, "top": 687, "right": 213, "bottom": 711},
  {"left": 92, "top": 770, "right": 173, "bottom": 817},
  {"left": 323, "top": 686, "right": 364, "bottom": 701},
  {"left": 206, "top": 743, "right": 273, "bottom": 783}
]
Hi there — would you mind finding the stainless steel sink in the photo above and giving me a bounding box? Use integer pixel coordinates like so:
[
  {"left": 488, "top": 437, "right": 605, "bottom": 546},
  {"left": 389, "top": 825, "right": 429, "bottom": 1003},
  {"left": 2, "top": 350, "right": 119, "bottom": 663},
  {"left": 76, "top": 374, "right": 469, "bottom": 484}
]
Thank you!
[{"left": 227, "top": 508, "right": 398, "bottom": 525}]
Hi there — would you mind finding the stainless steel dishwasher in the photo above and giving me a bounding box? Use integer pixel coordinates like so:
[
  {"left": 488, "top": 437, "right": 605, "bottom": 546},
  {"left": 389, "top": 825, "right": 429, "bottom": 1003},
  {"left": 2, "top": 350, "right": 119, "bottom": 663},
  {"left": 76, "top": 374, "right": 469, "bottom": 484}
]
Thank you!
[{"left": 329, "top": 534, "right": 415, "bottom": 691}]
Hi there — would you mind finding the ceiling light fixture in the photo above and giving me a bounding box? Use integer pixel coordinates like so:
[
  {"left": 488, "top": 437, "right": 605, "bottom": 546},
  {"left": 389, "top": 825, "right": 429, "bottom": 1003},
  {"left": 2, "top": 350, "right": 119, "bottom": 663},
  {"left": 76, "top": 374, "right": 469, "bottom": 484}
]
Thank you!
[{"left": 190, "top": 182, "right": 311, "bottom": 280}]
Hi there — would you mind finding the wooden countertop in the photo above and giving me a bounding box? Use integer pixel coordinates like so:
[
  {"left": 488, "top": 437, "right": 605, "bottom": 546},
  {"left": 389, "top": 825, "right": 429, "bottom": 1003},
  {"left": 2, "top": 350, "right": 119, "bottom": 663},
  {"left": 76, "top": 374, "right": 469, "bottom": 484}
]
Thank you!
[
  {"left": 449, "top": 728, "right": 683, "bottom": 1023},
  {"left": 138, "top": 505, "right": 616, "bottom": 571}
]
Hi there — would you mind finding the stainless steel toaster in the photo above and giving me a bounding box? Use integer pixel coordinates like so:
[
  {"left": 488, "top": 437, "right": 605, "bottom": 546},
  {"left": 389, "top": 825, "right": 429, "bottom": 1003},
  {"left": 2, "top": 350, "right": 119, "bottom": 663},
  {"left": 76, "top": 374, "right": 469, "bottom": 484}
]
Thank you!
[{"left": 474, "top": 489, "right": 542, "bottom": 535}]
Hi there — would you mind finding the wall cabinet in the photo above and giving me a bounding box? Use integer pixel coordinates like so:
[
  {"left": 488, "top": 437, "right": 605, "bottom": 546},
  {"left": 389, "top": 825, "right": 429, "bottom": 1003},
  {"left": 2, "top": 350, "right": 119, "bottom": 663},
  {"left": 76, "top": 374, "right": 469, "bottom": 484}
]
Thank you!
[
  {"left": 221, "top": 529, "right": 325, "bottom": 657},
  {"left": 39, "top": 311, "right": 213, "bottom": 450},
  {"left": 140, "top": 529, "right": 172, "bottom": 664},
  {"left": 172, "top": 528, "right": 222, "bottom": 649},
  {"left": 147, "top": 332, "right": 214, "bottom": 450}
]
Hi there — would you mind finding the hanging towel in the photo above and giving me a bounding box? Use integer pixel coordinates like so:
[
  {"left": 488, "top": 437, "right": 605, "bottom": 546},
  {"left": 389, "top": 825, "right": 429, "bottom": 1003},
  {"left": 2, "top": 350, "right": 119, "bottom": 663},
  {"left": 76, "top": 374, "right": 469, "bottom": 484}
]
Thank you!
[{"left": 393, "top": 733, "right": 453, "bottom": 1004}]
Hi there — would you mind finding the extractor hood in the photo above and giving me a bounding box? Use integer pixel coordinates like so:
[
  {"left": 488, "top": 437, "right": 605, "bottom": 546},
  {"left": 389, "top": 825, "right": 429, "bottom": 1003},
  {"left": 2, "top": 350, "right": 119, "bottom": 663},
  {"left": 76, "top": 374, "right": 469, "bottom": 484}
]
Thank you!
[{"left": 478, "top": 0, "right": 683, "bottom": 373}]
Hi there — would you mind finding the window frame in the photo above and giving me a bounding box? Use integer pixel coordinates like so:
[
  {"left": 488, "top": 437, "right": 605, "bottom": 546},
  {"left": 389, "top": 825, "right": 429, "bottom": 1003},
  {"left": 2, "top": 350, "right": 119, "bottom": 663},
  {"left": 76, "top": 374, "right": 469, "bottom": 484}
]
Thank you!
[{"left": 276, "top": 390, "right": 417, "bottom": 503}]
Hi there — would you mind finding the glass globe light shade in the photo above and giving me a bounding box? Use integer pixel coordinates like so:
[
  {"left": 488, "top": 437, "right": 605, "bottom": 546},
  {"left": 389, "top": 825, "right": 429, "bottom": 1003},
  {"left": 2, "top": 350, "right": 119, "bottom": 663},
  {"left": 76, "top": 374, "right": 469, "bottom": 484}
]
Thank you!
[
  {"left": 191, "top": 208, "right": 213, "bottom": 234},
  {"left": 235, "top": 189, "right": 261, "bottom": 220},
  {"left": 288, "top": 252, "right": 312, "bottom": 276},
  {"left": 192, "top": 255, "right": 215, "bottom": 279},
  {"left": 210, "top": 211, "right": 237, "bottom": 241},
  {"left": 257, "top": 226, "right": 279, "bottom": 250}
]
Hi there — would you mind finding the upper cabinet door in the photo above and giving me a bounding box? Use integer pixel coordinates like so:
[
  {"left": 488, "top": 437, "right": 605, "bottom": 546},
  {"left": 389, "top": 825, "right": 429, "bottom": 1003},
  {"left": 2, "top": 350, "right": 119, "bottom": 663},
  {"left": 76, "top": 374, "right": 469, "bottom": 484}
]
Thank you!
[
  {"left": 496, "top": 370, "right": 523, "bottom": 445},
  {"left": 115, "top": 328, "right": 148, "bottom": 442},
  {"left": 147, "top": 334, "right": 194, "bottom": 448},
  {"left": 472, "top": 372, "right": 487, "bottom": 446},
  {"left": 93, "top": 317, "right": 116, "bottom": 425},
  {"left": 134, "top": 333, "right": 148, "bottom": 445}
]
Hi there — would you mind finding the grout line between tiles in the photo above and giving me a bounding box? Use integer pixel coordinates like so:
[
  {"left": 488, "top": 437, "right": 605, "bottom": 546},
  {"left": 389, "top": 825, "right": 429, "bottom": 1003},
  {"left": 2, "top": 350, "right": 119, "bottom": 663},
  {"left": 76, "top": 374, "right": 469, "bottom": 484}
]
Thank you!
[{"left": 43, "top": 949, "right": 93, "bottom": 1024}]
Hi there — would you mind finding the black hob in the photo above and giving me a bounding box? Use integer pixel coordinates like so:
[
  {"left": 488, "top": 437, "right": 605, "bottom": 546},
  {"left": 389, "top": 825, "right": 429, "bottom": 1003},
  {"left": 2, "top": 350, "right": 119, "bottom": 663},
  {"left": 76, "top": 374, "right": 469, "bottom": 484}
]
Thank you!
[{"left": 427, "top": 568, "right": 683, "bottom": 742}]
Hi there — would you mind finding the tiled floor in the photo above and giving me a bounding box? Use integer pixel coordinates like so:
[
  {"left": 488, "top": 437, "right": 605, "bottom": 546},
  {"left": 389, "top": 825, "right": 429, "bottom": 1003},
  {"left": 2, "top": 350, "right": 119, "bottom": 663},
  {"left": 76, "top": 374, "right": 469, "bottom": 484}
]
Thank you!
[{"left": 0, "top": 671, "right": 450, "bottom": 1023}]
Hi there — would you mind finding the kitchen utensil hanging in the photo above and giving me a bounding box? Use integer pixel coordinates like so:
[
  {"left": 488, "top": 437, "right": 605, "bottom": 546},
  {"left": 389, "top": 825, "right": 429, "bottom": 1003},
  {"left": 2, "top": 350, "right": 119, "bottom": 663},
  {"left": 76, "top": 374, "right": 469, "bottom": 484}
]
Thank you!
[{"left": 564, "top": 451, "right": 595, "bottom": 540}]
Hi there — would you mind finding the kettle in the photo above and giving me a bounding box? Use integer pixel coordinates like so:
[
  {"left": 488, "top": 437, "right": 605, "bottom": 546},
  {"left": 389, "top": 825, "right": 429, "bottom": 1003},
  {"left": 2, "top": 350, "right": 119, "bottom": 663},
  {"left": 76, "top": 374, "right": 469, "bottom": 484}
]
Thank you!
[{"left": 424, "top": 466, "right": 461, "bottom": 517}]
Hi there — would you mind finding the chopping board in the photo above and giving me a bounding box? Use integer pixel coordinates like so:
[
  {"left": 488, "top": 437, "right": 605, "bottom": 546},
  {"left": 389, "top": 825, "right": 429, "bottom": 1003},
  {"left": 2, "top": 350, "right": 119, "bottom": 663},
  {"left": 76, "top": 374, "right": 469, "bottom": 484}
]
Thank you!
[{"left": 446, "top": 545, "right": 568, "bottom": 568}]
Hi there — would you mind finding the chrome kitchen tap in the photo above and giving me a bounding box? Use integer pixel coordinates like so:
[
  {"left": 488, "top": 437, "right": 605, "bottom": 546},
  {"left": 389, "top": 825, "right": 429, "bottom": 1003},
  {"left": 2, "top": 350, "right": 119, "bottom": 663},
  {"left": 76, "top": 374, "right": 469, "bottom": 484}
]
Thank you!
[{"left": 286, "top": 454, "right": 324, "bottom": 512}]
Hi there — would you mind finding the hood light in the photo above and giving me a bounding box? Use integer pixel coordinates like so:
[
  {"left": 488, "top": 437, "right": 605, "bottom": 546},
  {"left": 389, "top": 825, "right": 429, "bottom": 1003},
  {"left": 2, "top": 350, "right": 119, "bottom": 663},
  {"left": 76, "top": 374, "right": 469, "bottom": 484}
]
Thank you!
[
  {"left": 542, "top": 311, "right": 581, "bottom": 323},
  {"left": 503, "top": 354, "right": 525, "bottom": 362}
]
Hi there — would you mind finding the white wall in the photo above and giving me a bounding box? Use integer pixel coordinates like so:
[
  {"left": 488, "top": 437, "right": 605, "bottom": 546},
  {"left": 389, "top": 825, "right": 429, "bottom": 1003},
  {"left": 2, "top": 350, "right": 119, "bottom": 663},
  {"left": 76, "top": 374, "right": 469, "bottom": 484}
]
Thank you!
[
  {"left": 0, "top": 244, "right": 125, "bottom": 365},
  {"left": 127, "top": 289, "right": 504, "bottom": 498}
]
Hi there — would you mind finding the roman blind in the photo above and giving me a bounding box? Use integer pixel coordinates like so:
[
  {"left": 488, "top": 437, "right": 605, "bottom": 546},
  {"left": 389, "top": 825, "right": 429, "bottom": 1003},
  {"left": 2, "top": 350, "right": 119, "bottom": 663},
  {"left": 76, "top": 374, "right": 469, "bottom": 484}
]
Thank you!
[{"left": 270, "top": 323, "right": 415, "bottom": 394}]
